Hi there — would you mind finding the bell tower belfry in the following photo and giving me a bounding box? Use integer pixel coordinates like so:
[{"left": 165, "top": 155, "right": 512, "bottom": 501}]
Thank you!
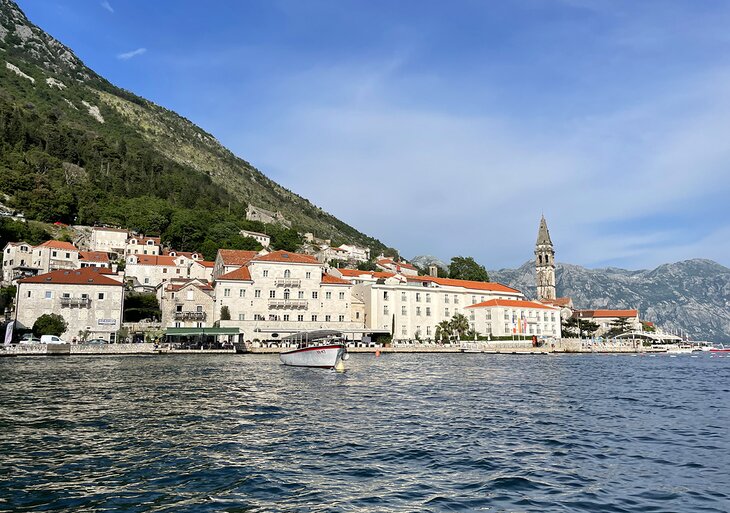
[{"left": 535, "top": 215, "right": 556, "bottom": 301}]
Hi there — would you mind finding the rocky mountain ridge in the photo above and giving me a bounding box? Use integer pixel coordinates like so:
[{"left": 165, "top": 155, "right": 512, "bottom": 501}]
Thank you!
[{"left": 489, "top": 258, "right": 730, "bottom": 343}]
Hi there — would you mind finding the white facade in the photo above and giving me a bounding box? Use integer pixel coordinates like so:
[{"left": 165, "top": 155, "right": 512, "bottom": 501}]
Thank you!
[
  {"left": 125, "top": 236, "right": 161, "bottom": 256},
  {"left": 240, "top": 229, "right": 271, "bottom": 248},
  {"left": 125, "top": 254, "right": 213, "bottom": 290},
  {"left": 158, "top": 280, "right": 215, "bottom": 328},
  {"left": 32, "top": 241, "right": 79, "bottom": 274},
  {"left": 2, "top": 241, "right": 36, "bottom": 284},
  {"left": 333, "top": 270, "right": 526, "bottom": 341},
  {"left": 338, "top": 244, "right": 370, "bottom": 262},
  {"left": 376, "top": 258, "right": 419, "bottom": 277},
  {"left": 215, "top": 251, "right": 361, "bottom": 340},
  {"left": 90, "top": 227, "right": 128, "bottom": 256},
  {"left": 574, "top": 309, "right": 641, "bottom": 336},
  {"left": 466, "top": 299, "right": 562, "bottom": 339},
  {"left": 15, "top": 268, "right": 124, "bottom": 342}
]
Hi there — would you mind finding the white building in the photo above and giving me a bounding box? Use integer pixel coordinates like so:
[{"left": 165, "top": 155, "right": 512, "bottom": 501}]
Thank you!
[
  {"left": 316, "top": 245, "right": 349, "bottom": 263},
  {"left": 332, "top": 269, "right": 526, "bottom": 341},
  {"left": 32, "top": 240, "right": 79, "bottom": 274},
  {"left": 239, "top": 229, "right": 271, "bottom": 248},
  {"left": 338, "top": 244, "right": 370, "bottom": 263},
  {"left": 158, "top": 279, "right": 215, "bottom": 329},
  {"left": 212, "top": 249, "right": 261, "bottom": 280},
  {"left": 2, "top": 241, "right": 36, "bottom": 284},
  {"left": 465, "top": 299, "right": 562, "bottom": 339},
  {"left": 215, "top": 250, "right": 361, "bottom": 340},
  {"left": 89, "top": 227, "right": 128, "bottom": 257},
  {"left": 15, "top": 267, "right": 124, "bottom": 342},
  {"left": 376, "top": 257, "right": 419, "bottom": 277},
  {"left": 125, "top": 254, "right": 214, "bottom": 290},
  {"left": 125, "top": 235, "right": 161, "bottom": 256},
  {"left": 573, "top": 309, "right": 641, "bottom": 336},
  {"left": 79, "top": 251, "right": 111, "bottom": 269}
]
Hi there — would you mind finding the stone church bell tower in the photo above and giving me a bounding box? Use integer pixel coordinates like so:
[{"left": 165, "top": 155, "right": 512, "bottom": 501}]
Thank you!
[{"left": 535, "top": 215, "right": 556, "bottom": 301}]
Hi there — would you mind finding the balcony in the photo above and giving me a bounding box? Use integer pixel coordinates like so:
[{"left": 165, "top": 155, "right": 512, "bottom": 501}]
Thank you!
[
  {"left": 60, "top": 297, "right": 91, "bottom": 308},
  {"left": 268, "top": 299, "right": 308, "bottom": 310},
  {"left": 274, "top": 278, "right": 301, "bottom": 287},
  {"left": 173, "top": 311, "right": 207, "bottom": 321}
]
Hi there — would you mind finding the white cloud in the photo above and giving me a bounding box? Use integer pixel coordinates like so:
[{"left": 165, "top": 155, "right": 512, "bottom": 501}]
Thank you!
[
  {"left": 117, "top": 48, "right": 147, "bottom": 60},
  {"left": 100, "top": 1, "right": 114, "bottom": 14}
]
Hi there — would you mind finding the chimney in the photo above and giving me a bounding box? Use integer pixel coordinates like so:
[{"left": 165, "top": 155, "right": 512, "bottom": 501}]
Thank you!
[{"left": 428, "top": 265, "right": 438, "bottom": 277}]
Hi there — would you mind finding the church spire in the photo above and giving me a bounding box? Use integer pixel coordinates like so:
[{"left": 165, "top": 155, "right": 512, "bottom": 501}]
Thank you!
[{"left": 536, "top": 214, "right": 553, "bottom": 246}]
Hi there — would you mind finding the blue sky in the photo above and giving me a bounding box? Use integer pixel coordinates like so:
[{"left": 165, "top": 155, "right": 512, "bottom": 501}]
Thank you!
[{"left": 16, "top": 0, "right": 730, "bottom": 270}]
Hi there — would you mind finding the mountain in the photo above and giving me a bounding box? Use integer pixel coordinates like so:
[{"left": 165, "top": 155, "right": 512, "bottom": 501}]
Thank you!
[
  {"left": 490, "top": 259, "right": 730, "bottom": 343},
  {"left": 0, "top": 0, "right": 386, "bottom": 253},
  {"left": 410, "top": 255, "right": 449, "bottom": 270}
]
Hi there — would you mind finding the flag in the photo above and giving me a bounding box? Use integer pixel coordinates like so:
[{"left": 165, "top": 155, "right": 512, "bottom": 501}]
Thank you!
[{"left": 4, "top": 321, "right": 14, "bottom": 346}]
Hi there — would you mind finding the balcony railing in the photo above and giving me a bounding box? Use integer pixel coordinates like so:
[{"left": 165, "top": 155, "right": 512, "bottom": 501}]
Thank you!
[
  {"left": 274, "top": 278, "right": 301, "bottom": 287},
  {"left": 268, "top": 299, "right": 308, "bottom": 310},
  {"left": 60, "top": 297, "right": 91, "bottom": 308},
  {"left": 173, "top": 311, "right": 207, "bottom": 321}
]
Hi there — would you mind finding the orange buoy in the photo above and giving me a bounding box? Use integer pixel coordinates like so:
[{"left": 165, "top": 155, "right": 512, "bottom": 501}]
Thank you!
[{"left": 375, "top": 349, "right": 381, "bottom": 357}]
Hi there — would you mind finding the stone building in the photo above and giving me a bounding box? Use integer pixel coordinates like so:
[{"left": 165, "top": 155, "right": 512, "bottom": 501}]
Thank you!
[
  {"left": 212, "top": 249, "right": 261, "bottom": 280},
  {"left": 15, "top": 268, "right": 124, "bottom": 342},
  {"left": 158, "top": 279, "right": 215, "bottom": 329},
  {"left": 239, "top": 229, "right": 271, "bottom": 248},
  {"left": 125, "top": 254, "right": 214, "bottom": 291},
  {"left": 2, "top": 241, "right": 35, "bottom": 284},
  {"left": 245, "top": 205, "right": 291, "bottom": 228},
  {"left": 466, "top": 298, "right": 562, "bottom": 339},
  {"left": 32, "top": 240, "right": 79, "bottom": 275},
  {"left": 535, "top": 215, "right": 556, "bottom": 301},
  {"left": 573, "top": 309, "right": 641, "bottom": 336},
  {"left": 89, "top": 227, "right": 128, "bottom": 257}
]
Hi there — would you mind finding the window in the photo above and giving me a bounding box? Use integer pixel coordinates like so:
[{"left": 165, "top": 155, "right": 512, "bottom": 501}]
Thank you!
[
  {"left": 65, "top": 252, "right": 70, "bottom": 258},
  {"left": 416, "top": 307, "right": 421, "bottom": 316},
  {"left": 445, "top": 308, "right": 450, "bottom": 317},
  {"left": 486, "top": 311, "right": 491, "bottom": 320},
  {"left": 239, "top": 289, "right": 245, "bottom": 298},
  {"left": 98, "top": 293, "right": 104, "bottom": 300},
  {"left": 444, "top": 295, "right": 450, "bottom": 304},
  {"left": 384, "top": 306, "right": 389, "bottom": 315},
  {"left": 426, "top": 326, "right": 431, "bottom": 336},
  {"left": 238, "top": 313, "right": 245, "bottom": 321},
  {"left": 284, "top": 289, "right": 290, "bottom": 300},
  {"left": 187, "top": 290, "right": 194, "bottom": 301},
  {"left": 472, "top": 296, "right": 476, "bottom": 304},
  {"left": 163, "top": 268, "right": 167, "bottom": 274},
  {"left": 176, "top": 269, "right": 180, "bottom": 274},
  {"left": 269, "top": 290, "right": 276, "bottom": 298},
  {"left": 52, "top": 251, "right": 57, "bottom": 257},
  {"left": 426, "top": 307, "right": 431, "bottom": 317},
  {"left": 401, "top": 325, "right": 407, "bottom": 336},
  {"left": 298, "top": 291, "right": 304, "bottom": 299},
  {"left": 401, "top": 306, "right": 407, "bottom": 315},
  {"left": 196, "top": 305, "right": 203, "bottom": 313},
  {"left": 416, "top": 293, "right": 421, "bottom": 302},
  {"left": 383, "top": 291, "right": 389, "bottom": 300},
  {"left": 263, "top": 270, "right": 269, "bottom": 277},
  {"left": 325, "top": 315, "right": 331, "bottom": 322},
  {"left": 175, "top": 322, "right": 181, "bottom": 328},
  {"left": 356, "top": 312, "right": 360, "bottom": 319},
  {"left": 311, "top": 315, "right": 318, "bottom": 322},
  {"left": 454, "top": 295, "right": 459, "bottom": 304},
  {"left": 426, "top": 293, "right": 431, "bottom": 303},
  {"left": 325, "top": 291, "right": 332, "bottom": 299},
  {"left": 401, "top": 292, "right": 407, "bottom": 301},
  {"left": 144, "top": 278, "right": 149, "bottom": 284},
  {"left": 338, "top": 315, "right": 344, "bottom": 322},
  {"left": 312, "top": 291, "right": 318, "bottom": 299},
  {"left": 283, "top": 314, "right": 290, "bottom": 321},
  {"left": 339, "top": 292, "right": 345, "bottom": 300},
  {"left": 284, "top": 270, "right": 291, "bottom": 278},
  {"left": 45, "top": 291, "right": 52, "bottom": 299},
  {"left": 305, "top": 272, "right": 311, "bottom": 279},
  {"left": 504, "top": 311, "right": 510, "bottom": 320},
  {"left": 297, "top": 314, "right": 304, "bottom": 322},
  {"left": 81, "top": 293, "right": 89, "bottom": 300},
  {"left": 224, "top": 288, "right": 231, "bottom": 297},
  {"left": 254, "top": 289, "right": 261, "bottom": 298}
]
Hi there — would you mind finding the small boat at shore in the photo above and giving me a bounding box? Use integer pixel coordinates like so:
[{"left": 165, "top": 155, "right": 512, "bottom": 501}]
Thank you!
[
  {"left": 279, "top": 330, "right": 348, "bottom": 370},
  {"left": 709, "top": 344, "right": 730, "bottom": 353}
]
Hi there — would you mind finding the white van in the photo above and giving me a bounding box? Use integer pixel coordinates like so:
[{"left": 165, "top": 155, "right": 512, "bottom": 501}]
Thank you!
[{"left": 40, "top": 335, "right": 67, "bottom": 344}]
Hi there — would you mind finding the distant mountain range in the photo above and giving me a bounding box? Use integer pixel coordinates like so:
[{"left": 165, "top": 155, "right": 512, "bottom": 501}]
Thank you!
[{"left": 489, "top": 259, "right": 730, "bottom": 343}]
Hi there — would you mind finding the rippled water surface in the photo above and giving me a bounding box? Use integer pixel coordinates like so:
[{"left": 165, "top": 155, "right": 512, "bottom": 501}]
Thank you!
[{"left": 1, "top": 353, "right": 729, "bottom": 512}]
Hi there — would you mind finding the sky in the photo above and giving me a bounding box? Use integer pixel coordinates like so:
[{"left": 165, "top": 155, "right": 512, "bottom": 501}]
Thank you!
[{"left": 15, "top": 0, "right": 730, "bottom": 270}]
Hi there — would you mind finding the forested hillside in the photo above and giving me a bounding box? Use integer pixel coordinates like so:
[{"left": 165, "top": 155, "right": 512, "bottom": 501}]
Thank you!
[{"left": 0, "top": 0, "right": 386, "bottom": 255}]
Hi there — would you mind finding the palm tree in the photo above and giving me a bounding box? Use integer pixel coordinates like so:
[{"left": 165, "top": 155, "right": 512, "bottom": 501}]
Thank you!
[
  {"left": 450, "top": 313, "right": 470, "bottom": 340},
  {"left": 435, "top": 320, "right": 452, "bottom": 343}
]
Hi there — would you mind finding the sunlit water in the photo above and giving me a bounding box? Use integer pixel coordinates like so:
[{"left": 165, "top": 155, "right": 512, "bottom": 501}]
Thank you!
[{"left": 0, "top": 353, "right": 728, "bottom": 512}]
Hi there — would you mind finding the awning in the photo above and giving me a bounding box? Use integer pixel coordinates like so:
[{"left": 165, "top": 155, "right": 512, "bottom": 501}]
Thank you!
[{"left": 165, "top": 327, "right": 240, "bottom": 336}]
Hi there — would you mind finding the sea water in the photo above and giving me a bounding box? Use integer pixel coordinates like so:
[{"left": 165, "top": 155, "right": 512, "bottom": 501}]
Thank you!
[{"left": 0, "top": 353, "right": 728, "bottom": 512}]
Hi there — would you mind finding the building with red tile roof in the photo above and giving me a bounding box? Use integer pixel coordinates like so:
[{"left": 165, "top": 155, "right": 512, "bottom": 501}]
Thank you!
[{"left": 465, "top": 298, "right": 561, "bottom": 339}]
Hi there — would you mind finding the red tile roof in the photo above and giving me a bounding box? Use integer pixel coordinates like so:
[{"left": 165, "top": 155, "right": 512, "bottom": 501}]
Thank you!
[
  {"left": 165, "top": 280, "right": 213, "bottom": 292},
  {"left": 321, "top": 274, "right": 351, "bottom": 285},
  {"left": 198, "top": 260, "right": 215, "bottom": 268},
  {"left": 37, "top": 240, "right": 77, "bottom": 251},
  {"left": 79, "top": 251, "right": 110, "bottom": 263},
  {"left": 132, "top": 255, "right": 177, "bottom": 266},
  {"left": 218, "top": 249, "right": 259, "bottom": 266},
  {"left": 217, "top": 266, "right": 252, "bottom": 281},
  {"left": 467, "top": 299, "right": 557, "bottom": 310},
  {"left": 252, "top": 250, "right": 319, "bottom": 264},
  {"left": 541, "top": 297, "right": 572, "bottom": 307},
  {"left": 377, "top": 258, "right": 417, "bottom": 270},
  {"left": 18, "top": 267, "right": 122, "bottom": 286},
  {"left": 575, "top": 309, "right": 638, "bottom": 318},
  {"left": 338, "top": 269, "right": 396, "bottom": 279},
  {"left": 406, "top": 275, "right": 521, "bottom": 294}
]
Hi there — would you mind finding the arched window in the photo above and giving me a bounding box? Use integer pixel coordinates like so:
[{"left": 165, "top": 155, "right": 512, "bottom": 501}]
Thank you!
[
  {"left": 284, "top": 269, "right": 291, "bottom": 278},
  {"left": 284, "top": 288, "right": 291, "bottom": 300},
  {"left": 538, "top": 255, "right": 543, "bottom": 264}
]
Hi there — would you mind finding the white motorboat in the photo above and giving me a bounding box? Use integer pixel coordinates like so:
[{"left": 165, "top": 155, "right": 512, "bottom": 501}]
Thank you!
[{"left": 279, "top": 330, "right": 348, "bottom": 369}]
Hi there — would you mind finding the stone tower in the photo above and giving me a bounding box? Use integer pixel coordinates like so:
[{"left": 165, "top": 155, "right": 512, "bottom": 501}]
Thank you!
[{"left": 535, "top": 215, "right": 556, "bottom": 301}]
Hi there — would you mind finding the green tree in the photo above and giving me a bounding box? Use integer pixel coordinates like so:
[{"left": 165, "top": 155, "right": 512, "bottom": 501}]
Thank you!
[
  {"left": 448, "top": 256, "right": 489, "bottom": 282},
  {"left": 123, "top": 292, "right": 161, "bottom": 322},
  {"left": 357, "top": 260, "right": 378, "bottom": 272},
  {"left": 0, "top": 285, "right": 16, "bottom": 312},
  {"left": 562, "top": 317, "right": 579, "bottom": 337},
  {"left": 220, "top": 305, "right": 231, "bottom": 321},
  {"left": 33, "top": 313, "right": 68, "bottom": 336},
  {"left": 435, "top": 320, "right": 452, "bottom": 342},
  {"left": 606, "top": 318, "right": 632, "bottom": 338},
  {"left": 450, "top": 313, "right": 470, "bottom": 340}
]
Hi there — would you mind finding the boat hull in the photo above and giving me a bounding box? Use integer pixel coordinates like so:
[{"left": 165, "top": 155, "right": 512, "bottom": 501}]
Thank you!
[{"left": 280, "top": 344, "right": 345, "bottom": 368}]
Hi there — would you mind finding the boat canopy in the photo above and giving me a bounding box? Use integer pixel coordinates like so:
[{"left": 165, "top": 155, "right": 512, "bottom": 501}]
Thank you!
[{"left": 281, "top": 330, "right": 343, "bottom": 343}]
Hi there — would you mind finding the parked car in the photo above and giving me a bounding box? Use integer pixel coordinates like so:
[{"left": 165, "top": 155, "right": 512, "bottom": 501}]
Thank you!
[
  {"left": 86, "top": 338, "right": 107, "bottom": 345},
  {"left": 19, "top": 334, "right": 41, "bottom": 344},
  {"left": 40, "top": 335, "right": 67, "bottom": 344}
]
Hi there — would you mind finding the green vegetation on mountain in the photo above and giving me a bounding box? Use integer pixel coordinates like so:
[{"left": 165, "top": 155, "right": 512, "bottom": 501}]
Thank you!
[{"left": 0, "top": 0, "right": 386, "bottom": 256}]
